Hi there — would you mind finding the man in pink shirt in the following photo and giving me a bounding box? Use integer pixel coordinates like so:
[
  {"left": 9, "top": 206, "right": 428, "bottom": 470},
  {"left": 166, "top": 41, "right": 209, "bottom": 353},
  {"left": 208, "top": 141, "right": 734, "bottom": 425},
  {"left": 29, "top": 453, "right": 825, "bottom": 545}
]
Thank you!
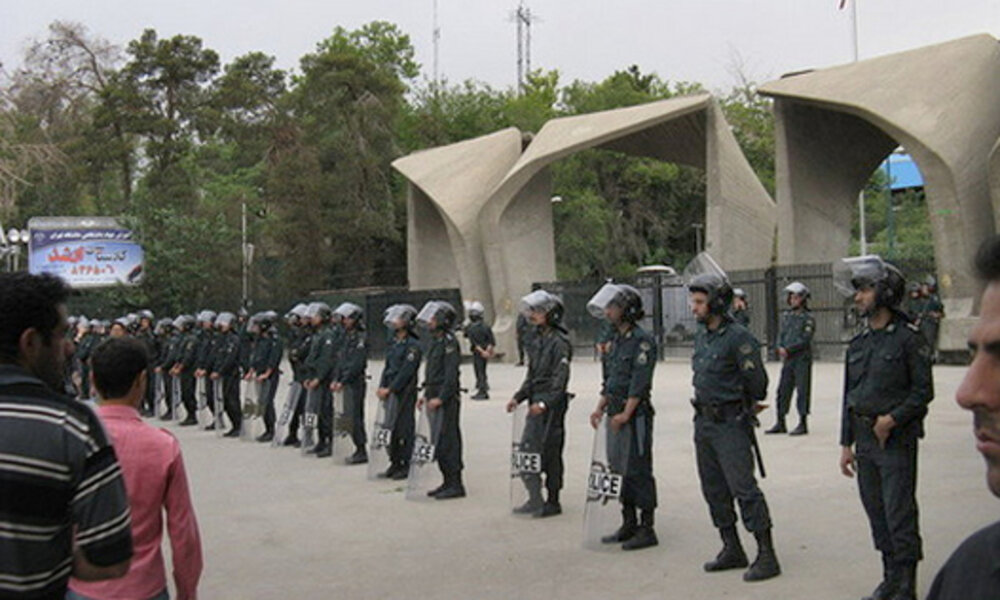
[{"left": 69, "top": 338, "right": 203, "bottom": 600}]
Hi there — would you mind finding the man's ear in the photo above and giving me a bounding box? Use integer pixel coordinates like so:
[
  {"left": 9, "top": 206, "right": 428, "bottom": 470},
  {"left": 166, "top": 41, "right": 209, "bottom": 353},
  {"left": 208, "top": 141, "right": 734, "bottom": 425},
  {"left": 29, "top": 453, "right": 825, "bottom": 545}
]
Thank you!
[{"left": 18, "top": 327, "right": 43, "bottom": 363}]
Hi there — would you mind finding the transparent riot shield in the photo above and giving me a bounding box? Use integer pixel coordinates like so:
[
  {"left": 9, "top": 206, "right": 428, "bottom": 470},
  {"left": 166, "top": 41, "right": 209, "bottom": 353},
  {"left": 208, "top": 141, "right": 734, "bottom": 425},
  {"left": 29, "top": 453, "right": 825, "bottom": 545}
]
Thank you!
[
  {"left": 329, "top": 389, "right": 354, "bottom": 462},
  {"left": 300, "top": 387, "right": 320, "bottom": 455},
  {"left": 510, "top": 403, "right": 545, "bottom": 516},
  {"left": 367, "top": 393, "right": 398, "bottom": 480},
  {"left": 582, "top": 414, "right": 632, "bottom": 550},
  {"left": 154, "top": 372, "right": 167, "bottom": 418},
  {"left": 212, "top": 378, "right": 226, "bottom": 437},
  {"left": 240, "top": 379, "right": 262, "bottom": 442},
  {"left": 195, "top": 376, "right": 213, "bottom": 428},
  {"left": 170, "top": 375, "right": 182, "bottom": 422},
  {"left": 405, "top": 403, "right": 444, "bottom": 502},
  {"left": 273, "top": 381, "right": 302, "bottom": 448}
]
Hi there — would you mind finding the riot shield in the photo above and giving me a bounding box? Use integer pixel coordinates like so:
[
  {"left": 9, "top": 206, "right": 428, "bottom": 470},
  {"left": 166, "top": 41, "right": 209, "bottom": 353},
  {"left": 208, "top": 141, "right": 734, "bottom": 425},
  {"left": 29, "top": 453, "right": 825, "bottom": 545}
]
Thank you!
[
  {"left": 300, "top": 387, "right": 320, "bottom": 455},
  {"left": 273, "top": 381, "right": 303, "bottom": 448},
  {"left": 329, "top": 389, "right": 354, "bottom": 462},
  {"left": 212, "top": 378, "right": 226, "bottom": 437},
  {"left": 154, "top": 372, "right": 167, "bottom": 418},
  {"left": 240, "top": 379, "right": 262, "bottom": 442},
  {"left": 366, "top": 393, "right": 399, "bottom": 479},
  {"left": 405, "top": 404, "right": 444, "bottom": 502},
  {"left": 510, "top": 402, "right": 546, "bottom": 516},
  {"left": 195, "top": 376, "right": 213, "bottom": 428},
  {"left": 170, "top": 375, "right": 182, "bottom": 422},
  {"left": 582, "top": 414, "right": 631, "bottom": 550}
]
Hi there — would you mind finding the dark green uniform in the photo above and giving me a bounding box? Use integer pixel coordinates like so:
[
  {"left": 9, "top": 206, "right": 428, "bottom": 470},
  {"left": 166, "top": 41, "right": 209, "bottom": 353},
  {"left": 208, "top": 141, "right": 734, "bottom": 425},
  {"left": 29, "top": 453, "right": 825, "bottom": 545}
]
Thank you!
[
  {"left": 249, "top": 331, "right": 283, "bottom": 435},
  {"left": 285, "top": 327, "right": 312, "bottom": 438},
  {"left": 513, "top": 326, "right": 572, "bottom": 505},
  {"left": 732, "top": 308, "right": 750, "bottom": 328},
  {"left": 334, "top": 327, "right": 367, "bottom": 453},
  {"left": 73, "top": 333, "right": 97, "bottom": 399},
  {"left": 423, "top": 331, "right": 462, "bottom": 486},
  {"left": 464, "top": 319, "right": 495, "bottom": 396},
  {"left": 211, "top": 330, "right": 243, "bottom": 432},
  {"left": 601, "top": 325, "right": 657, "bottom": 512},
  {"left": 841, "top": 313, "right": 933, "bottom": 569},
  {"left": 691, "top": 317, "right": 772, "bottom": 533},
  {"left": 304, "top": 324, "right": 341, "bottom": 446},
  {"left": 157, "top": 331, "right": 181, "bottom": 417},
  {"left": 917, "top": 294, "right": 943, "bottom": 356},
  {"left": 774, "top": 308, "right": 815, "bottom": 421},
  {"left": 379, "top": 334, "right": 422, "bottom": 472},
  {"left": 194, "top": 328, "right": 217, "bottom": 417},
  {"left": 175, "top": 329, "right": 200, "bottom": 422}
]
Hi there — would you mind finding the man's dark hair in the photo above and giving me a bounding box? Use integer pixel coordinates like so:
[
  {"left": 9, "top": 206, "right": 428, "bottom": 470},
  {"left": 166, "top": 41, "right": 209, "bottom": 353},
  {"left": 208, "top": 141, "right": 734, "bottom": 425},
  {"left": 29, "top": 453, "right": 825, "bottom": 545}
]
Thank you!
[
  {"left": 0, "top": 272, "right": 70, "bottom": 363},
  {"left": 91, "top": 338, "right": 149, "bottom": 399},
  {"left": 974, "top": 235, "right": 1000, "bottom": 283}
]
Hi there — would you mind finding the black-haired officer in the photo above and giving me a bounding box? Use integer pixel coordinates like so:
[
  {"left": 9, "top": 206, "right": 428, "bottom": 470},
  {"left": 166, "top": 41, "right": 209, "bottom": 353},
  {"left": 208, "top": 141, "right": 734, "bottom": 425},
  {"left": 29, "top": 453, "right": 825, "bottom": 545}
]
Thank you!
[
  {"left": 331, "top": 302, "right": 368, "bottom": 463},
  {"left": 211, "top": 312, "right": 243, "bottom": 437},
  {"left": 464, "top": 301, "right": 495, "bottom": 400},
  {"left": 247, "top": 311, "right": 283, "bottom": 442},
  {"left": 766, "top": 282, "right": 815, "bottom": 436},
  {"left": 377, "top": 304, "right": 422, "bottom": 479},
  {"left": 587, "top": 282, "right": 658, "bottom": 550},
  {"left": 687, "top": 253, "right": 780, "bottom": 582},
  {"left": 835, "top": 255, "right": 933, "bottom": 600},
  {"left": 417, "top": 300, "right": 465, "bottom": 499},
  {"left": 507, "top": 289, "right": 572, "bottom": 518}
]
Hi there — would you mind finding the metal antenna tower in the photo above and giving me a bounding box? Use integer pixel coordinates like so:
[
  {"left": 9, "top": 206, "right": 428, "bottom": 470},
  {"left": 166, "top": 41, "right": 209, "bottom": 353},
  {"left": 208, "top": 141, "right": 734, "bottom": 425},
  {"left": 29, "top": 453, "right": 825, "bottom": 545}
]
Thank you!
[
  {"left": 511, "top": 1, "right": 538, "bottom": 93},
  {"left": 433, "top": 0, "right": 441, "bottom": 88}
]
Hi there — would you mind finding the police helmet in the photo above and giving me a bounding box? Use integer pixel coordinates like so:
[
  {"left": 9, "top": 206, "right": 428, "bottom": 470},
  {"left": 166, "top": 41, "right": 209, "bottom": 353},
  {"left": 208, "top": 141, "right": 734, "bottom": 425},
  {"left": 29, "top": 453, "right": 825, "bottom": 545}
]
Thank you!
[
  {"left": 196, "top": 310, "right": 217, "bottom": 325},
  {"left": 586, "top": 283, "right": 645, "bottom": 322},
  {"left": 518, "top": 289, "right": 565, "bottom": 327},
  {"left": 466, "top": 301, "right": 485, "bottom": 321},
  {"left": 688, "top": 273, "right": 734, "bottom": 315},
  {"left": 784, "top": 281, "right": 810, "bottom": 298},
  {"left": 833, "top": 255, "right": 906, "bottom": 309},
  {"left": 215, "top": 311, "right": 236, "bottom": 330},
  {"left": 138, "top": 309, "right": 155, "bottom": 322},
  {"left": 733, "top": 288, "right": 748, "bottom": 300},
  {"left": 304, "top": 302, "right": 332, "bottom": 323},
  {"left": 416, "top": 300, "right": 457, "bottom": 331},
  {"left": 334, "top": 302, "right": 365, "bottom": 328},
  {"left": 383, "top": 304, "right": 418, "bottom": 331},
  {"left": 76, "top": 317, "right": 91, "bottom": 331}
]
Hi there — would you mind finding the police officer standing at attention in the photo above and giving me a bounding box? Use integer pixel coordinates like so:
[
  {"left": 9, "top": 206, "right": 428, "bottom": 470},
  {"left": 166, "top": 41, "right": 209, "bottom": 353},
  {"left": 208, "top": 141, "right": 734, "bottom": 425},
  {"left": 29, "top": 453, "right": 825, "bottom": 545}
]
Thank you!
[
  {"left": 193, "top": 310, "right": 217, "bottom": 427},
  {"left": 731, "top": 288, "right": 751, "bottom": 328},
  {"left": 211, "top": 312, "right": 243, "bottom": 437},
  {"left": 283, "top": 304, "right": 312, "bottom": 447},
  {"left": 377, "top": 304, "right": 422, "bottom": 479},
  {"left": 587, "top": 282, "right": 658, "bottom": 550},
  {"left": 417, "top": 300, "right": 465, "bottom": 499},
  {"left": 507, "top": 289, "right": 572, "bottom": 518},
  {"left": 464, "top": 301, "right": 495, "bottom": 400},
  {"left": 246, "top": 311, "right": 283, "bottom": 442},
  {"left": 304, "top": 303, "right": 340, "bottom": 458},
  {"left": 766, "top": 282, "right": 815, "bottom": 436},
  {"left": 687, "top": 254, "right": 780, "bottom": 582},
  {"left": 331, "top": 302, "right": 368, "bottom": 464},
  {"left": 170, "top": 315, "right": 200, "bottom": 425},
  {"left": 835, "top": 255, "right": 933, "bottom": 600}
]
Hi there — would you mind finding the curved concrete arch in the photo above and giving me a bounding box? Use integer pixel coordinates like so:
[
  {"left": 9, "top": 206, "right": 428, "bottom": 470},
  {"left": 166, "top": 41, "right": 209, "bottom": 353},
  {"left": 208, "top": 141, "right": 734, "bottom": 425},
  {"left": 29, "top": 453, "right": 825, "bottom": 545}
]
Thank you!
[
  {"left": 391, "top": 128, "right": 524, "bottom": 315},
  {"left": 480, "top": 94, "right": 777, "bottom": 357},
  {"left": 759, "top": 34, "right": 1000, "bottom": 355}
]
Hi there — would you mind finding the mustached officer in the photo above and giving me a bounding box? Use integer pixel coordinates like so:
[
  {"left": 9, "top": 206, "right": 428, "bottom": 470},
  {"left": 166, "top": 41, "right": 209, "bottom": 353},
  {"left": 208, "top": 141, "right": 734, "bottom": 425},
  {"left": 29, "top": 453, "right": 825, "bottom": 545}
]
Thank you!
[
  {"left": 464, "top": 301, "right": 495, "bottom": 400},
  {"left": 376, "top": 304, "right": 422, "bottom": 479},
  {"left": 247, "top": 311, "right": 283, "bottom": 442},
  {"left": 687, "top": 256, "right": 780, "bottom": 582},
  {"left": 587, "top": 283, "right": 658, "bottom": 550},
  {"left": 507, "top": 289, "right": 572, "bottom": 518},
  {"left": 211, "top": 312, "right": 243, "bottom": 437},
  {"left": 766, "top": 282, "right": 815, "bottom": 436},
  {"left": 835, "top": 256, "right": 933, "bottom": 600},
  {"left": 330, "top": 302, "right": 368, "bottom": 464},
  {"left": 417, "top": 300, "right": 465, "bottom": 499}
]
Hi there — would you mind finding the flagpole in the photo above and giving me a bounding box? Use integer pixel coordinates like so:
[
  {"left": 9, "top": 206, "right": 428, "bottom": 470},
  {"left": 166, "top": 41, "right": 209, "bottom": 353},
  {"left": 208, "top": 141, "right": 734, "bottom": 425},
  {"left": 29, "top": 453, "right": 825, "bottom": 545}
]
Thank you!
[{"left": 850, "top": 0, "right": 867, "bottom": 254}]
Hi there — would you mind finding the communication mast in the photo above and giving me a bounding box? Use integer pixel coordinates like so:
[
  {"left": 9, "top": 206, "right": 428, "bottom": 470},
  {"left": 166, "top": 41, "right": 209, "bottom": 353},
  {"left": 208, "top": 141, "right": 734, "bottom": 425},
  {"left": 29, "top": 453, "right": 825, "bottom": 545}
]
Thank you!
[{"left": 511, "top": 1, "right": 538, "bottom": 93}]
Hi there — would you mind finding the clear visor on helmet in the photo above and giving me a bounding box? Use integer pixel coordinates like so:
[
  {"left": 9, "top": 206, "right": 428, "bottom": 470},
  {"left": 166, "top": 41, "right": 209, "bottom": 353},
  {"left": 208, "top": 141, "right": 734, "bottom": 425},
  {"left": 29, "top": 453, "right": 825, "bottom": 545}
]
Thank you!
[
  {"left": 683, "top": 252, "right": 729, "bottom": 288},
  {"left": 291, "top": 303, "right": 309, "bottom": 318},
  {"left": 215, "top": 312, "right": 235, "bottom": 328},
  {"left": 784, "top": 282, "right": 808, "bottom": 297},
  {"left": 416, "top": 301, "right": 441, "bottom": 326},
  {"left": 304, "top": 302, "right": 327, "bottom": 320},
  {"left": 383, "top": 304, "right": 416, "bottom": 328},
  {"left": 833, "top": 255, "right": 886, "bottom": 297},
  {"left": 519, "top": 289, "right": 554, "bottom": 317},
  {"left": 334, "top": 302, "right": 362, "bottom": 320},
  {"left": 586, "top": 283, "right": 624, "bottom": 318}
]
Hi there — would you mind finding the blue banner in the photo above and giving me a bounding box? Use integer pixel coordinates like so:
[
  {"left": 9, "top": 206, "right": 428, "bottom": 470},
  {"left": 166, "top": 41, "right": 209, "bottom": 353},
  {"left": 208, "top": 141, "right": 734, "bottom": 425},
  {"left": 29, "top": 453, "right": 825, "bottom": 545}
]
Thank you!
[{"left": 28, "top": 223, "right": 143, "bottom": 288}]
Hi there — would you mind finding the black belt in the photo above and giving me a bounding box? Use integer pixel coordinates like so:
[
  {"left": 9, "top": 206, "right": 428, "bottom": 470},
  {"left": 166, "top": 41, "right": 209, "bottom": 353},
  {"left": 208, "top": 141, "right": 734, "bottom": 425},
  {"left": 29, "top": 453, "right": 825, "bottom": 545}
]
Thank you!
[{"left": 691, "top": 400, "right": 743, "bottom": 422}]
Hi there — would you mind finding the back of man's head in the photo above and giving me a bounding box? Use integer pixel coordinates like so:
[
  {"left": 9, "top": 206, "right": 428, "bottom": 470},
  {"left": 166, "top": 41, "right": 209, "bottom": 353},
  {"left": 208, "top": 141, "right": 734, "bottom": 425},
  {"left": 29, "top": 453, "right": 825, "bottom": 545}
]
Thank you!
[
  {"left": 0, "top": 272, "right": 70, "bottom": 363},
  {"left": 91, "top": 338, "right": 149, "bottom": 401},
  {"left": 975, "top": 235, "right": 1000, "bottom": 283}
]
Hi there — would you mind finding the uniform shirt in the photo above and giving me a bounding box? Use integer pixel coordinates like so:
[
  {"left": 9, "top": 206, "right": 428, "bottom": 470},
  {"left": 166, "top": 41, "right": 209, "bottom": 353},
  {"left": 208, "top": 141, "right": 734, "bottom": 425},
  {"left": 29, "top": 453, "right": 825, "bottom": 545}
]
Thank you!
[
  {"left": 464, "top": 320, "right": 495, "bottom": 350},
  {"left": 920, "top": 294, "right": 945, "bottom": 323},
  {"left": 0, "top": 365, "right": 133, "bottom": 599},
  {"left": 249, "top": 332, "right": 283, "bottom": 374},
  {"left": 423, "top": 331, "right": 460, "bottom": 402},
  {"left": 335, "top": 328, "right": 367, "bottom": 385},
  {"left": 514, "top": 327, "right": 572, "bottom": 412},
  {"left": 158, "top": 333, "right": 180, "bottom": 370},
  {"left": 174, "top": 331, "right": 199, "bottom": 372},
  {"left": 193, "top": 329, "right": 216, "bottom": 371},
  {"left": 732, "top": 308, "right": 750, "bottom": 328},
  {"left": 302, "top": 325, "right": 342, "bottom": 383},
  {"left": 692, "top": 318, "right": 767, "bottom": 405},
  {"left": 601, "top": 324, "right": 656, "bottom": 407},
  {"left": 288, "top": 329, "right": 312, "bottom": 382},
  {"left": 840, "top": 313, "right": 933, "bottom": 446},
  {"left": 925, "top": 520, "right": 1000, "bottom": 600},
  {"left": 380, "top": 335, "right": 422, "bottom": 397},
  {"left": 777, "top": 309, "right": 815, "bottom": 357},
  {"left": 68, "top": 405, "right": 202, "bottom": 600},
  {"left": 211, "top": 331, "right": 241, "bottom": 377}
]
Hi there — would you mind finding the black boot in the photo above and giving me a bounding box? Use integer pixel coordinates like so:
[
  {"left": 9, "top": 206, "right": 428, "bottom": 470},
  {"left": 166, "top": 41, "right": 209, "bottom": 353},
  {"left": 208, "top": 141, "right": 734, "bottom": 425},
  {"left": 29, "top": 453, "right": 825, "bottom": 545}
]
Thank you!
[
  {"left": 704, "top": 526, "right": 749, "bottom": 572},
  {"left": 743, "top": 529, "right": 781, "bottom": 582},
  {"left": 314, "top": 440, "right": 331, "bottom": 458},
  {"left": 887, "top": 563, "right": 916, "bottom": 600},
  {"left": 862, "top": 554, "right": 898, "bottom": 600},
  {"left": 345, "top": 449, "right": 368, "bottom": 464},
  {"left": 789, "top": 416, "right": 808, "bottom": 436},
  {"left": 622, "top": 510, "right": 658, "bottom": 550},
  {"left": 601, "top": 506, "right": 638, "bottom": 544},
  {"left": 434, "top": 476, "right": 466, "bottom": 500},
  {"left": 536, "top": 489, "right": 562, "bottom": 518},
  {"left": 765, "top": 419, "right": 786, "bottom": 434}
]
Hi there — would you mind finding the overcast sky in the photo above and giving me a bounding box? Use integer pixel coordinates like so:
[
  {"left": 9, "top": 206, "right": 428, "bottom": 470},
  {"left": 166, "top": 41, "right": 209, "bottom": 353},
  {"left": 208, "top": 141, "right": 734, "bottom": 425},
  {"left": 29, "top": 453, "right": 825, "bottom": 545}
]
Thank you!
[{"left": 2, "top": 0, "right": 999, "bottom": 92}]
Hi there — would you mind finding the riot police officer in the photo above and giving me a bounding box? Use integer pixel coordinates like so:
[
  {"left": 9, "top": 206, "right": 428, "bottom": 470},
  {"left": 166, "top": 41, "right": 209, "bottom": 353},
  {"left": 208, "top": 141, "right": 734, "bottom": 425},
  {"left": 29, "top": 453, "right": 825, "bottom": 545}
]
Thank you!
[
  {"left": 377, "top": 304, "right": 422, "bottom": 479},
  {"left": 463, "top": 301, "right": 495, "bottom": 400},
  {"left": 731, "top": 288, "right": 751, "bottom": 327},
  {"left": 417, "top": 300, "right": 465, "bottom": 499},
  {"left": 835, "top": 255, "right": 933, "bottom": 600},
  {"left": 211, "top": 312, "right": 243, "bottom": 437},
  {"left": 766, "top": 282, "right": 815, "bottom": 436},
  {"left": 331, "top": 302, "right": 368, "bottom": 463},
  {"left": 507, "top": 289, "right": 572, "bottom": 518},
  {"left": 587, "top": 283, "right": 658, "bottom": 550},
  {"left": 169, "top": 314, "right": 200, "bottom": 425},
  {"left": 687, "top": 254, "right": 780, "bottom": 581},
  {"left": 283, "top": 303, "right": 312, "bottom": 447},
  {"left": 303, "top": 302, "right": 340, "bottom": 458},
  {"left": 246, "top": 311, "right": 283, "bottom": 442},
  {"left": 194, "top": 310, "right": 218, "bottom": 427}
]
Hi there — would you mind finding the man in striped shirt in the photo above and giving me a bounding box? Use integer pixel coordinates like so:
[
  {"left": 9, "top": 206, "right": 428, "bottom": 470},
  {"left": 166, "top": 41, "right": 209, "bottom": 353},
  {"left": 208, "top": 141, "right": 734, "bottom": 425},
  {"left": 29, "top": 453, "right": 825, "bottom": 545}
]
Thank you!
[{"left": 0, "top": 272, "right": 133, "bottom": 599}]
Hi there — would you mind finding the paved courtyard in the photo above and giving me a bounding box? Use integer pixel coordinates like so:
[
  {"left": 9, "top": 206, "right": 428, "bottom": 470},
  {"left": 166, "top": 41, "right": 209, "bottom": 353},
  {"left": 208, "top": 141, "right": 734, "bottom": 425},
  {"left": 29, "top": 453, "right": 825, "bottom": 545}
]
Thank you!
[{"left": 162, "top": 358, "right": 993, "bottom": 599}]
